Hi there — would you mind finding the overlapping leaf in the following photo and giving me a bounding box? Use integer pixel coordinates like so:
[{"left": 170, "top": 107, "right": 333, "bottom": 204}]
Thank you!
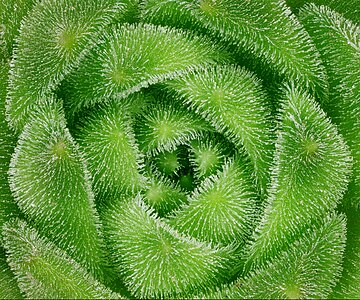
[
  {"left": 6, "top": 0, "right": 126, "bottom": 133},
  {"left": 299, "top": 4, "right": 360, "bottom": 208},
  {"left": 143, "top": 0, "right": 328, "bottom": 101},
  {"left": 170, "top": 157, "right": 258, "bottom": 247},
  {"left": 3, "top": 219, "right": 123, "bottom": 299},
  {"left": 206, "top": 213, "right": 346, "bottom": 299},
  {"left": 103, "top": 197, "right": 236, "bottom": 298},
  {"left": 61, "top": 22, "right": 229, "bottom": 118},
  {"left": 245, "top": 85, "right": 352, "bottom": 268},
  {"left": 9, "top": 98, "right": 104, "bottom": 279},
  {"left": 167, "top": 65, "right": 274, "bottom": 195},
  {"left": 73, "top": 98, "right": 146, "bottom": 204}
]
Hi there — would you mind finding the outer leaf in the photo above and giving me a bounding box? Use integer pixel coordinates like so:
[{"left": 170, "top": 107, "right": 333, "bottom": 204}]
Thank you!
[
  {"left": 103, "top": 196, "right": 236, "bottom": 299},
  {"left": 0, "top": 0, "right": 32, "bottom": 241},
  {"left": 2, "top": 219, "right": 123, "bottom": 299},
  {"left": 0, "top": 246, "right": 22, "bottom": 299},
  {"left": 0, "top": 61, "right": 21, "bottom": 242},
  {"left": 140, "top": 0, "right": 199, "bottom": 30},
  {"left": 73, "top": 99, "right": 146, "bottom": 204},
  {"left": 209, "top": 213, "right": 346, "bottom": 299},
  {"left": 0, "top": 0, "right": 35, "bottom": 60},
  {"left": 167, "top": 65, "right": 274, "bottom": 195},
  {"left": 143, "top": 0, "right": 328, "bottom": 101},
  {"left": 6, "top": 0, "right": 126, "bottom": 134},
  {"left": 330, "top": 205, "right": 360, "bottom": 298},
  {"left": 286, "top": 0, "right": 360, "bottom": 24},
  {"left": 0, "top": 0, "right": 30, "bottom": 243},
  {"left": 169, "top": 157, "right": 258, "bottom": 247},
  {"left": 119, "top": 0, "right": 143, "bottom": 23},
  {"left": 245, "top": 85, "right": 352, "bottom": 268},
  {"left": 9, "top": 97, "right": 104, "bottom": 279},
  {"left": 299, "top": 4, "right": 360, "bottom": 208},
  {"left": 61, "top": 22, "right": 229, "bottom": 118}
]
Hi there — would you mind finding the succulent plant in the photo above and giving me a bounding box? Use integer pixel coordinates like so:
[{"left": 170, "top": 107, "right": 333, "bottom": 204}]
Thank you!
[{"left": 0, "top": 0, "right": 359, "bottom": 299}]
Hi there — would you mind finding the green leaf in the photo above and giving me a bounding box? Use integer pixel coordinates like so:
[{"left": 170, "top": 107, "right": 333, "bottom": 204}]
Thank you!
[
  {"left": 245, "top": 85, "right": 352, "bottom": 268},
  {"left": 154, "top": 148, "right": 184, "bottom": 177},
  {"left": 331, "top": 205, "right": 360, "bottom": 298},
  {"left": 167, "top": 64, "right": 274, "bottom": 195},
  {"left": 0, "top": 246, "right": 23, "bottom": 299},
  {"left": 286, "top": 0, "right": 360, "bottom": 24},
  {"left": 9, "top": 97, "right": 105, "bottom": 279},
  {"left": 169, "top": 156, "right": 258, "bottom": 247},
  {"left": 210, "top": 213, "right": 346, "bottom": 299},
  {"left": 73, "top": 99, "right": 146, "bottom": 204},
  {"left": 299, "top": 4, "right": 360, "bottom": 208},
  {"left": 61, "top": 23, "right": 229, "bottom": 118},
  {"left": 0, "top": 0, "right": 35, "bottom": 61},
  {"left": 2, "top": 219, "right": 123, "bottom": 299},
  {"left": 103, "top": 196, "right": 236, "bottom": 298},
  {"left": 143, "top": 0, "right": 328, "bottom": 101},
  {"left": 143, "top": 171, "right": 188, "bottom": 217},
  {"left": 188, "top": 132, "right": 234, "bottom": 180},
  {"left": 135, "top": 91, "right": 212, "bottom": 155},
  {"left": 141, "top": 0, "right": 197, "bottom": 28},
  {"left": 6, "top": 0, "right": 126, "bottom": 134},
  {"left": 0, "top": 60, "right": 21, "bottom": 242}
]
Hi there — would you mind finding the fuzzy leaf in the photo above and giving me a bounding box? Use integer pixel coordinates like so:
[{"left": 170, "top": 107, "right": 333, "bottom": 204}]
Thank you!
[
  {"left": 143, "top": 171, "right": 188, "bottom": 217},
  {"left": 245, "top": 85, "right": 352, "bottom": 268},
  {"left": 188, "top": 133, "right": 234, "bottom": 180},
  {"left": 167, "top": 65, "right": 274, "bottom": 195},
  {"left": 6, "top": 0, "right": 126, "bottom": 134},
  {"left": 210, "top": 213, "right": 346, "bottom": 299},
  {"left": 61, "top": 23, "right": 229, "bottom": 118},
  {"left": 143, "top": 0, "right": 328, "bottom": 101},
  {"left": 2, "top": 219, "right": 123, "bottom": 299},
  {"left": 0, "top": 247, "right": 22, "bottom": 299},
  {"left": 141, "top": 0, "right": 203, "bottom": 35},
  {"left": 1, "top": 1, "right": 33, "bottom": 237},
  {"left": 299, "top": 4, "right": 360, "bottom": 208},
  {"left": 103, "top": 196, "right": 236, "bottom": 298},
  {"left": 331, "top": 205, "right": 360, "bottom": 298},
  {"left": 73, "top": 99, "right": 146, "bottom": 204},
  {"left": 0, "top": 0, "right": 35, "bottom": 60},
  {"left": 154, "top": 149, "right": 184, "bottom": 177},
  {"left": 9, "top": 97, "right": 104, "bottom": 279},
  {"left": 0, "top": 61, "right": 21, "bottom": 242},
  {"left": 170, "top": 157, "right": 258, "bottom": 247},
  {"left": 135, "top": 92, "right": 212, "bottom": 155},
  {"left": 286, "top": 0, "right": 360, "bottom": 24}
]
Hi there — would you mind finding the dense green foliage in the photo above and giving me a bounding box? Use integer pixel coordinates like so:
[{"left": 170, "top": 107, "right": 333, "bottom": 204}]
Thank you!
[{"left": 0, "top": 0, "right": 358, "bottom": 299}]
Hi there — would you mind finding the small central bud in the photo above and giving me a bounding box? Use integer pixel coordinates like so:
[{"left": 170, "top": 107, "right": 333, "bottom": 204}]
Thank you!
[
  {"left": 211, "top": 88, "right": 225, "bottom": 105},
  {"left": 285, "top": 285, "right": 301, "bottom": 299},
  {"left": 58, "top": 30, "right": 77, "bottom": 50},
  {"left": 179, "top": 173, "right": 194, "bottom": 191},
  {"left": 158, "top": 122, "right": 175, "bottom": 141},
  {"left": 196, "top": 149, "right": 219, "bottom": 176},
  {"left": 110, "top": 67, "right": 128, "bottom": 85},
  {"left": 199, "top": 0, "right": 218, "bottom": 16},
  {"left": 51, "top": 140, "right": 68, "bottom": 159},
  {"left": 303, "top": 139, "right": 319, "bottom": 156},
  {"left": 157, "top": 151, "right": 180, "bottom": 175},
  {"left": 146, "top": 185, "right": 163, "bottom": 204}
]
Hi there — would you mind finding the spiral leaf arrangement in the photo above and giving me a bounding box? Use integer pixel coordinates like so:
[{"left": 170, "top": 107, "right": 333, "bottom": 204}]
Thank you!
[{"left": 0, "top": 0, "right": 359, "bottom": 299}]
